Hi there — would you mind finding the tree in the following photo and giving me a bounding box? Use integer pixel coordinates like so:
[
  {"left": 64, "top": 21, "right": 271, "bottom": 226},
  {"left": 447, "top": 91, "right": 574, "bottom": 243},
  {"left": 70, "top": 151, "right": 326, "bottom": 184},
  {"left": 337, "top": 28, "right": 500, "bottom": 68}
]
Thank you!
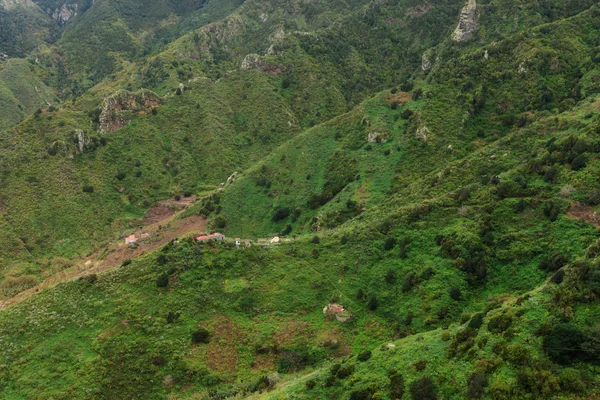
[{"left": 409, "top": 376, "right": 437, "bottom": 400}]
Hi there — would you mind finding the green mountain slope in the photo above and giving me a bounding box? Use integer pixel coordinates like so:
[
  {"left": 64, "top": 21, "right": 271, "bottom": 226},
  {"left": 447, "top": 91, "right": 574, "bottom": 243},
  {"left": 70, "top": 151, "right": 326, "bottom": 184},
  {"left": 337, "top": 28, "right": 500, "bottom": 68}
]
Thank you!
[{"left": 1, "top": 1, "right": 600, "bottom": 400}]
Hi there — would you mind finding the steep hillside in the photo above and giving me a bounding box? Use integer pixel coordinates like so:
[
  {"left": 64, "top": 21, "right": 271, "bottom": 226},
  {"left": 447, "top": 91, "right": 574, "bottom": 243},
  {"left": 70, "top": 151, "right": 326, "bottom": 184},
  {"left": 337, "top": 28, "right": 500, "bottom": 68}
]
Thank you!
[{"left": 1, "top": 1, "right": 600, "bottom": 400}]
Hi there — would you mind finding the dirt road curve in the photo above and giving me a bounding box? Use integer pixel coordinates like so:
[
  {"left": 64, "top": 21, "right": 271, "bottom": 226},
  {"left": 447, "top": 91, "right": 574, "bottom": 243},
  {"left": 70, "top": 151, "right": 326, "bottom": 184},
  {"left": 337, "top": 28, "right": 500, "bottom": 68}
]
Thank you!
[{"left": 0, "top": 198, "right": 207, "bottom": 309}]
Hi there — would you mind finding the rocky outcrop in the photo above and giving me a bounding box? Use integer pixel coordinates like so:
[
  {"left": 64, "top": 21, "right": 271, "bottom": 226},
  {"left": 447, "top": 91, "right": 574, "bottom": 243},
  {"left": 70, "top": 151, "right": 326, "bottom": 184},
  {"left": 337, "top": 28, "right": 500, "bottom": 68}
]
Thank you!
[
  {"left": 240, "top": 54, "right": 289, "bottom": 75},
  {"left": 422, "top": 52, "right": 432, "bottom": 71},
  {"left": 99, "top": 90, "right": 161, "bottom": 133},
  {"left": 452, "top": 0, "right": 479, "bottom": 42},
  {"left": 52, "top": 3, "right": 78, "bottom": 24},
  {"left": 416, "top": 125, "right": 430, "bottom": 141},
  {"left": 367, "top": 132, "right": 388, "bottom": 143},
  {"left": 74, "top": 129, "right": 91, "bottom": 153}
]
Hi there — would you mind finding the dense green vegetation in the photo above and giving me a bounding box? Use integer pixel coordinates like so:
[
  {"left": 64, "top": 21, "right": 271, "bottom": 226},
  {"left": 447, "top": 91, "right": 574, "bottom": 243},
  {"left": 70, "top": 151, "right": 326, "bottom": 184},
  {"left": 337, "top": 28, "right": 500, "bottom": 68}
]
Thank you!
[{"left": 1, "top": 0, "right": 600, "bottom": 399}]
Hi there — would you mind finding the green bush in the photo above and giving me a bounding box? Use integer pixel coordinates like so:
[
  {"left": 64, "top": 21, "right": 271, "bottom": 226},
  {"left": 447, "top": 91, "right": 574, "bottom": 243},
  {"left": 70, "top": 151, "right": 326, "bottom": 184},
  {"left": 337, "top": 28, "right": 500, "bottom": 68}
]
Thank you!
[
  {"left": 389, "top": 370, "right": 404, "bottom": 399},
  {"left": 466, "top": 372, "right": 487, "bottom": 399},
  {"left": 449, "top": 287, "right": 462, "bottom": 301},
  {"left": 156, "top": 273, "right": 169, "bottom": 288},
  {"left": 543, "top": 323, "right": 586, "bottom": 364},
  {"left": 191, "top": 328, "right": 210, "bottom": 344},
  {"left": 384, "top": 237, "right": 397, "bottom": 251},
  {"left": 487, "top": 314, "right": 512, "bottom": 334},
  {"left": 468, "top": 313, "right": 485, "bottom": 329},
  {"left": 357, "top": 350, "right": 372, "bottom": 362},
  {"left": 409, "top": 376, "right": 437, "bottom": 400}
]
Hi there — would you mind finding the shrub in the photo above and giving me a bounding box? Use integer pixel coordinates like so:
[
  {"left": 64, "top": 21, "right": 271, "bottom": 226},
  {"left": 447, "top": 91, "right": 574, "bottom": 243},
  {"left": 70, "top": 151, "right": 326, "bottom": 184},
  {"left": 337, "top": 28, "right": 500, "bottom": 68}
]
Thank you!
[
  {"left": 349, "top": 386, "right": 376, "bottom": 400},
  {"left": 449, "top": 286, "right": 462, "bottom": 301},
  {"left": 357, "top": 350, "right": 372, "bottom": 362},
  {"left": 441, "top": 331, "right": 452, "bottom": 341},
  {"left": 467, "top": 372, "right": 487, "bottom": 399},
  {"left": 311, "top": 236, "right": 321, "bottom": 244},
  {"left": 384, "top": 237, "right": 397, "bottom": 251},
  {"left": 544, "top": 167, "right": 559, "bottom": 183},
  {"left": 385, "top": 269, "right": 396, "bottom": 284},
  {"left": 166, "top": 312, "right": 181, "bottom": 323},
  {"left": 409, "top": 376, "right": 437, "bottom": 400},
  {"left": 414, "top": 360, "right": 427, "bottom": 371},
  {"left": 543, "top": 323, "right": 586, "bottom": 364},
  {"left": 272, "top": 207, "right": 290, "bottom": 222},
  {"left": 368, "top": 294, "right": 378, "bottom": 311},
  {"left": 402, "top": 272, "right": 417, "bottom": 293},
  {"left": 517, "top": 366, "right": 560, "bottom": 397},
  {"left": 156, "top": 273, "right": 169, "bottom": 288},
  {"left": 420, "top": 267, "right": 434, "bottom": 280},
  {"left": 341, "top": 235, "right": 349, "bottom": 245},
  {"left": 560, "top": 368, "right": 586, "bottom": 393},
  {"left": 489, "top": 379, "right": 513, "bottom": 400},
  {"left": 487, "top": 314, "right": 512, "bottom": 334},
  {"left": 115, "top": 172, "right": 126, "bottom": 180},
  {"left": 191, "top": 328, "right": 210, "bottom": 344},
  {"left": 280, "top": 224, "right": 292, "bottom": 236},
  {"left": 570, "top": 155, "right": 586, "bottom": 171},
  {"left": 82, "top": 185, "right": 94, "bottom": 193},
  {"left": 390, "top": 101, "right": 399, "bottom": 110},
  {"left": 306, "top": 379, "right": 316, "bottom": 390},
  {"left": 389, "top": 370, "right": 404, "bottom": 399},
  {"left": 457, "top": 188, "right": 471, "bottom": 202},
  {"left": 468, "top": 313, "right": 485, "bottom": 329},
  {"left": 336, "top": 364, "right": 355, "bottom": 379},
  {"left": 79, "top": 274, "right": 98, "bottom": 285}
]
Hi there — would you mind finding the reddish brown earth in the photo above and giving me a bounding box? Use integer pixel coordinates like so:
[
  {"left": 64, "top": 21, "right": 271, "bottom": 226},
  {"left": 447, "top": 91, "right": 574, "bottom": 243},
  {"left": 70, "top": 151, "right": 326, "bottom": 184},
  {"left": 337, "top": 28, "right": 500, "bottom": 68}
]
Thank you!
[
  {"left": 566, "top": 201, "right": 600, "bottom": 228},
  {"left": 0, "top": 197, "right": 206, "bottom": 309}
]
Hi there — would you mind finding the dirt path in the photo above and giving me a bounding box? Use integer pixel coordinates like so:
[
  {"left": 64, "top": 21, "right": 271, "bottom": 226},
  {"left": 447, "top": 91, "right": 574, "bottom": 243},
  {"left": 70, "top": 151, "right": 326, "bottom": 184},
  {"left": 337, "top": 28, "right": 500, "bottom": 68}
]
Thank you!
[{"left": 0, "top": 197, "right": 207, "bottom": 309}]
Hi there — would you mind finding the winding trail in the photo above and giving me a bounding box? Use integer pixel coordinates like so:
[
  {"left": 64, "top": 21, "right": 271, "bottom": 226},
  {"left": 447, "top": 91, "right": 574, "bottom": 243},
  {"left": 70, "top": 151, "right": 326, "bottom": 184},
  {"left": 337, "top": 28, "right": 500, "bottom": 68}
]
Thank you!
[{"left": 0, "top": 197, "right": 207, "bottom": 309}]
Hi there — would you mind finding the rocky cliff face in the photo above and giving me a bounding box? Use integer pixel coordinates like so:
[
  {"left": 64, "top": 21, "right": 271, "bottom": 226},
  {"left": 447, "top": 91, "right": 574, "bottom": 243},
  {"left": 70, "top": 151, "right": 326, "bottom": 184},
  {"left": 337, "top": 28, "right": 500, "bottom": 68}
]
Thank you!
[
  {"left": 452, "top": 0, "right": 479, "bottom": 42},
  {"left": 99, "top": 90, "right": 161, "bottom": 133},
  {"left": 52, "top": 3, "right": 78, "bottom": 24}
]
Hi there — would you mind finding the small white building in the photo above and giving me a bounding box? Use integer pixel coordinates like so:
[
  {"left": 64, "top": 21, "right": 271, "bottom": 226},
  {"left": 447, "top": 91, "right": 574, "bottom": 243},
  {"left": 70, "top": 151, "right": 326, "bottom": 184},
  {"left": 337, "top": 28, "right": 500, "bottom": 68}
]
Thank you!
[{"left": 270, "top": 236, "right": 280, "bottom": 245}]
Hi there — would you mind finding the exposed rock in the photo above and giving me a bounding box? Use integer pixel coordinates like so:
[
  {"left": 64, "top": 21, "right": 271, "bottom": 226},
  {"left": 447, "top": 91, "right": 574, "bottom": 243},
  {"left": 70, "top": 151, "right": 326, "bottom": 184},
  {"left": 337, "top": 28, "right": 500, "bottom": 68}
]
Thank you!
[
  {"left": 99, "top": 90, "right": 161, "bottom": 133},
  {"left": 240, "top": 54, "right": 289, "bottom": 75},
  {"left": 416, "top": 125, "right": 430, "bottom": 141},
  {"left": 74, "top": 129, "right": 91, "bottom": 153},
  {"left": 367, "top": 132, "right": 388, "bottom": 143},
  {"left": 52, "top": 3, "right": 78, "bottom": 24},
  {"left": 452, "top": 0, "right": 479, "bottom": 42},
  {"left": 422, "top": 52, "right": 432, "bottom": 71}
]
